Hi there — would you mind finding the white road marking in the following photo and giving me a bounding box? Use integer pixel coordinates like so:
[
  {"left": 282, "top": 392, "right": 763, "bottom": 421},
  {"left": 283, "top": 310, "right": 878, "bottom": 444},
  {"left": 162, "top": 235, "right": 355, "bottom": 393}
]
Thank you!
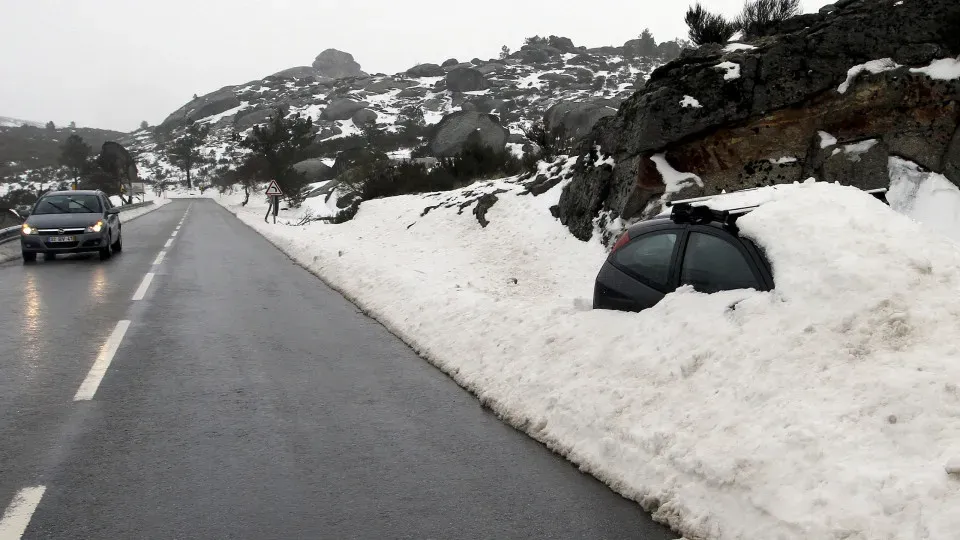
[
  {"left": 0, "top": 486, "right": 46, "bottom": 539},
  {"left": 164, "top": 239, "right": 173, "bottom": 248},
  {"left": 74, "top": 321, "right": 130, "bottom": 401},
  {"left": 171, "top": 231, "right": 178, "bottom": 237},
  {"left": 132, "top": 273, "right": 155, "bottom": 301},
  {"left": 153, "top": 251, "right": 166, "bottom": 265}
]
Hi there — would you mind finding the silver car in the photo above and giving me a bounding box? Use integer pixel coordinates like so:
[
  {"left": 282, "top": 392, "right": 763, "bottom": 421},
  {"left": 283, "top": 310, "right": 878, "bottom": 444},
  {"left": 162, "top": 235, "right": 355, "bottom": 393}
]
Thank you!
[{"left": 20, "top": 190, "right": 123, "bottom": 262}]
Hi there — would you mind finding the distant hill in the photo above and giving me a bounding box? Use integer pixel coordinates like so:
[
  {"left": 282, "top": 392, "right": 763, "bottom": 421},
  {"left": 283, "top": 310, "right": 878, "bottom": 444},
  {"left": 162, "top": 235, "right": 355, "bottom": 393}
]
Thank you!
[
  {"left": 130, "top": 35, "right": 684, "bottom": 185},
  {"left": 0, "top": 116, "right": 45, "bottom": 128},
  {"left": 0, "top": 124, "right": 130, "bottom": 179}
]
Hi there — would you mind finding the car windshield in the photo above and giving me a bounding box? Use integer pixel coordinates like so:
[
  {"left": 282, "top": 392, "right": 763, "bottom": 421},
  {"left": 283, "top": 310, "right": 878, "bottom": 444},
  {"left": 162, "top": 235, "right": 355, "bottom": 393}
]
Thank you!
[{"left": 33, "top": 195, "right": 102, "bottom": 215}]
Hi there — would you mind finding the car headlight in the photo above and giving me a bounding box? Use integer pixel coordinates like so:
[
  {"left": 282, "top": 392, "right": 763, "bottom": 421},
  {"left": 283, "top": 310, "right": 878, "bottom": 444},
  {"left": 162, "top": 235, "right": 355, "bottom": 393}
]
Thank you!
[
  {"left": 22, "top": 224, "right": 35, "bottom": 235},
  {"left": 87, "top": 220, "right": 104, "bottom": 233}
]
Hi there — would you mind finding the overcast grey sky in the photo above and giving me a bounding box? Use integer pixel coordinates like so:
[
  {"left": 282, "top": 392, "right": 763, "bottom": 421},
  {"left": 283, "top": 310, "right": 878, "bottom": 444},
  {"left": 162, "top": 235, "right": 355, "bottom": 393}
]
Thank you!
[{"left": 1, "top": 0, "right": 831, "bottom": 132}]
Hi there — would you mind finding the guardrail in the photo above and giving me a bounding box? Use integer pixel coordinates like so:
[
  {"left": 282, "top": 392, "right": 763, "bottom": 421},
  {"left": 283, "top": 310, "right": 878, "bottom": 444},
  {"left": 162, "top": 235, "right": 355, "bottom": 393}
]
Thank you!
[
  {"left": 0, "top": 225, "right": 19, "bottom": 244},
  {"left": 0, "top": 201, "right": 155, "bottom": 246}
]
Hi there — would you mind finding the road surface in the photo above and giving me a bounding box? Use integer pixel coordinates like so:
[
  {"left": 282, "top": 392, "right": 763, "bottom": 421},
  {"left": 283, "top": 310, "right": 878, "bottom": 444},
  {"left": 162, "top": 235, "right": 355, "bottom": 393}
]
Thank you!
[{"left": 0, "top": 199, "right": 676, "bottom": 539}]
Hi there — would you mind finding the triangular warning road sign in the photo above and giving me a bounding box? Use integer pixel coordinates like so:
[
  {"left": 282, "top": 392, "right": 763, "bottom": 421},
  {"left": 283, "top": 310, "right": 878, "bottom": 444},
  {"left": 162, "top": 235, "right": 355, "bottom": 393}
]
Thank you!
[{"left": 265, "top": 180, "right": 284, "bottom": 196}]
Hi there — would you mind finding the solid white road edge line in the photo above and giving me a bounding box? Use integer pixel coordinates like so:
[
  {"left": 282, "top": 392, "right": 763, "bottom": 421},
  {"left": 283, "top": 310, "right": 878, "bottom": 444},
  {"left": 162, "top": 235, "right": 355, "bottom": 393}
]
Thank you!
[
  {"left": 164, "top": 239, "right": 173, "bottom": 248},
  {"left": 0, "top": 485, "right": 46, "bottom": 540},
  {"left": 153, "top": 251, "right": 166, "bottom": 265},
  {"left": 132, "top": 273, "right": 155, "bottom": 301},
  {"left": 74, "top": 321, "right": 130, "bottom": 401}
]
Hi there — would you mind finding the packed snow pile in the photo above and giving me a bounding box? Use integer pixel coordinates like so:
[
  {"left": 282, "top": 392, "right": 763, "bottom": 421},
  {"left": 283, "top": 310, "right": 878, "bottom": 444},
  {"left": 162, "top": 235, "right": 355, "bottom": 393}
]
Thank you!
[{"left": 213, "top": 175, "right": 960, "bottom": 539}]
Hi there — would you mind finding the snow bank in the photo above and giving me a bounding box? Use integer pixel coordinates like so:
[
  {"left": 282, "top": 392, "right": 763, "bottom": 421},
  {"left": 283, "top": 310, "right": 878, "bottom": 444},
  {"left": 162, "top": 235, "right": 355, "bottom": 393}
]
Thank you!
[
  {"left": 679, "top": 95, "right": 702, "bottom": 108},
  {"left": 838, "top": 58, "right": 901, "bottom": 93},
  {"left": 216, "top": 174, "right": 960, "bottom": 539},
  {"left": 723, "top": 43, "right": 755, "bottom": 52}
]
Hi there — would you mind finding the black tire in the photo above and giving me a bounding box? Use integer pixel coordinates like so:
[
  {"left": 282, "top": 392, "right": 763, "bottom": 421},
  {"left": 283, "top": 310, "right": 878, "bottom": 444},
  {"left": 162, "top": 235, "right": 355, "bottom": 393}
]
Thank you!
[
  {"left": 22, "top": 251, "right": 36, "bottom": 263},
  {"left": 99, "top": 235, "right": 112, "bottom": 261},
  {"left": 44, "top": 252, "right": 56, "bottom": 261},
  {"left": 112, "top": 230, "right": 122, "bottom": 252}
]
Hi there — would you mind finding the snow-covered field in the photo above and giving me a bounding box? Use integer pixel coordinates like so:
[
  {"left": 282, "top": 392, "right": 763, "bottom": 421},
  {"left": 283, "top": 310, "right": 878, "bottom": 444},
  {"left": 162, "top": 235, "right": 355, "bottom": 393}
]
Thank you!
[
  {"left": 0, "top": 198, "right": 170, "bottom": 264},
  {"left": 211, "top": 164, "right": 960, "bottom": 539}
]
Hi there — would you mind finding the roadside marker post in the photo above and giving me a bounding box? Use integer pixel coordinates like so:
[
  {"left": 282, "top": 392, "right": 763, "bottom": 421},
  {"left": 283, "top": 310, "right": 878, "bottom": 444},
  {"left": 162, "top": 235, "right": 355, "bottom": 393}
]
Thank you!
[{"left": 264, "top": 180, "right": 284, "bottom": 224}]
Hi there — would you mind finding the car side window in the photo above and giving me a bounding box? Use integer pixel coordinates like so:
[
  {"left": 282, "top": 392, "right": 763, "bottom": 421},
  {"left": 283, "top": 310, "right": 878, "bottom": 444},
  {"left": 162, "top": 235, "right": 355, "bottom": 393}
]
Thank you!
[
  {"left": 103, "top": 196, "right": 113, "bottom": 210},
  {"left": 612, "top": 231, "right": 678, "bottom": 289},
  {"left": 680, "top": 232, "right": 760, "bottom": 293}
]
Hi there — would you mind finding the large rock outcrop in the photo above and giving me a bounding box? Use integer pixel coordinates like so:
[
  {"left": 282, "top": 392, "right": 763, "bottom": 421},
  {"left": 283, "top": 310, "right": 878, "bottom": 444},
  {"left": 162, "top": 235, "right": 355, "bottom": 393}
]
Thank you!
[
  {"left": 544, "top": 101, "right": 617, "bottom": 141},
  {"left": 159, "top": 86, "right": 240, "bottom": 129},
  {"left": 320, "top": 98, "right": 370, "bottom": 121},
  {"left": 558, "top": 0, "right": 960, "bottom": 241},
  {"left": 445, "top": 67, "right": 489, "bottom": 92},
  {"left": 312, "top": 49, "right": 365, "bottom": 79},
  {"left": 428, "top": 111, "right": 508, "bottom": 157}
]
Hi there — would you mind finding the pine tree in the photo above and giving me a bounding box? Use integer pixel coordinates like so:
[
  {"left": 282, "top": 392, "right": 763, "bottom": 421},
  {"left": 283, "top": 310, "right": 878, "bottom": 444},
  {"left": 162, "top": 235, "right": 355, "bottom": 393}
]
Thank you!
[
  {"left": 59, "top": 134, "right": 91, "bottom": 188},
  {"left": 500, "top": 45, "right": 511, "bottom": 59},
  {"left": 165, "top": 121, "right": 210, "bottom": 189},
  {"left": 238, "top": 108, "right": 314, "bottom": 204},
  {"left": 140, "top": 120, "right": 149, "bottom": 130}
]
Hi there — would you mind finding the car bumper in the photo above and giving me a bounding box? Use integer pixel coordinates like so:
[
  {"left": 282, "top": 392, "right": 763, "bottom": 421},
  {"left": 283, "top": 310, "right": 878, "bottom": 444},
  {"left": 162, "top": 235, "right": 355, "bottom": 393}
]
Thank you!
[{"left": 21, "top": 231, "right": 107, "bottom": 253}]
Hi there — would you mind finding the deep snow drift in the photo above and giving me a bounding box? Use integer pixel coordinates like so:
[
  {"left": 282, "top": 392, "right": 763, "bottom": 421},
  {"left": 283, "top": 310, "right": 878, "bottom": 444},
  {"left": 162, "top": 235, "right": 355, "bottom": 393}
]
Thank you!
[{"left": 211, "top": 169, "right": 960, "bottom": 539}]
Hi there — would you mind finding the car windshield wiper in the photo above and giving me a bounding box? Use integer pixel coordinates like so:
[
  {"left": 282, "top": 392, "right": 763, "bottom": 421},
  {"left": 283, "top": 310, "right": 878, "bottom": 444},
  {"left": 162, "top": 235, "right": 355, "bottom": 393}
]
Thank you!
[
  {"left": 68, "top": 198, "right": 98, "bottom": 213},
  {"left": 41, "top": 201, "right": 70, "bottom": 214}
]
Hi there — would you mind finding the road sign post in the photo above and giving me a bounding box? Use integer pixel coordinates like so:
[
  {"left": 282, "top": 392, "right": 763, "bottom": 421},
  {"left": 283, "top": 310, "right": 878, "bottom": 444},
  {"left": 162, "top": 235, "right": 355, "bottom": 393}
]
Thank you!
[{"left": 264, "top": 180, "right": 284, "bottom": 224}]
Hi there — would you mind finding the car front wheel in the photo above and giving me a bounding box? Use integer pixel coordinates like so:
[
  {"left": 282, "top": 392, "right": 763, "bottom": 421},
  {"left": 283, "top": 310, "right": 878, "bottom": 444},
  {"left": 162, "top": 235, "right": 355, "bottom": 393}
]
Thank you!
[
  {"left": 99, "top": 235, "right": 112, "bottom": 261},
  {"left": 112, "top": 230, "right": 122, "bottom": 252},
  {"left": 22, "top": 251, "right": 36, "bottom": 263}
]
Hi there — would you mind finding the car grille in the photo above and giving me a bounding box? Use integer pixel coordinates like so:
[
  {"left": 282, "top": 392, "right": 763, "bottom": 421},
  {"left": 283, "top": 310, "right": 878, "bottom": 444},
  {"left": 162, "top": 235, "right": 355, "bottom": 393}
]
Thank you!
[{"left": 37, "top": 228, "right": 85, "bottom": 236}]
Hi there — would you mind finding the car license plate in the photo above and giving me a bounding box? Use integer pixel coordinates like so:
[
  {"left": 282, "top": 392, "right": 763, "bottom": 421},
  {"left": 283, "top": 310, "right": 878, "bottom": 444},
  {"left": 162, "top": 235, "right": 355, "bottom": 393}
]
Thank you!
[{"left": 48, "top": 236, "right": 76, "bottom": 243}]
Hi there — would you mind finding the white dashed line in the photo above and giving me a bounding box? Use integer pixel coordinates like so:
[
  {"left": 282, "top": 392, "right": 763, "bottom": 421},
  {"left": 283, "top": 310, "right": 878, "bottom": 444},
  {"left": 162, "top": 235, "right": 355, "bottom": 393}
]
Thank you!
[
  {"left": 74, "top": 321, "right": 130, "bottom": 401},
  {"left": 0, "top": 485, "right": 46, "bottom": 539},
  {"left": 164, "top": 239, "right": 173, "bottom": 248},
  {"left": 153, "top": 251, "right": 166, "bottom": 266},
  {"left": 171, "top": 231, "right": 178, "bottom": 237},
  {"left": 132, "top": 273, "right": 155, "bottom": 301}
]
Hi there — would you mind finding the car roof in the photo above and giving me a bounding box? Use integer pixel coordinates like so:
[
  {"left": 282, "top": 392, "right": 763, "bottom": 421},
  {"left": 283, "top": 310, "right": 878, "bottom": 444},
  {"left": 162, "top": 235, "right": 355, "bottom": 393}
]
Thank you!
[
  {"left": 627, "top": 215, "right": 730, "bottom": 236},
  {"left": 43, "top": 190, "right": 102, "bottom": 197}
]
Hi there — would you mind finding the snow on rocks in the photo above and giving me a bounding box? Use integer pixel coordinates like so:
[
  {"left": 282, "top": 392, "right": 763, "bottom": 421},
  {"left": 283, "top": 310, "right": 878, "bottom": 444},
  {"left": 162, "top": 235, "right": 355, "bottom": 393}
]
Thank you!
[
  {"left": 650, "top": 154, "right": 703, "bottom": 194},
  {"left": 838, "top": 58, "right": 901, "bottom": 93},
  {"left": 818, "top": 131, "right": 838, "bottom": 148},
  {"left": 910, "top": 56, "right": 960, "bottom": 81},
  {"left": 713, "top": 61, "right": 741, "bottom": 81},
  {"left": 679, "top": 96, "right": 702, "bottom": 109},
  {"left": 723, "top": 43, "right": 756, "bottom": 52}
]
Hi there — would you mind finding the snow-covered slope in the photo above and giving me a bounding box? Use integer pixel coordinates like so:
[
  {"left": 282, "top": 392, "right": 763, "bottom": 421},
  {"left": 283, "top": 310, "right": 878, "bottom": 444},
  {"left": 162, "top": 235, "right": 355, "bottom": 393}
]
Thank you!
[
  {"left": 0, "top": 116, "right": 44, "bottom": 128},
  {"left": 128, "top": 38, "right": 678, "bottom": 184},
  {"left": 206, "top": 156, "right": 960, "bottom": 539}
]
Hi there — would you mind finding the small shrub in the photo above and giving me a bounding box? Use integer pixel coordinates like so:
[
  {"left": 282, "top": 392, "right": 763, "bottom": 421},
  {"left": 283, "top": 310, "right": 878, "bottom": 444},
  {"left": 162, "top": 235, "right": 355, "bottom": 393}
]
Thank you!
[
  {"left": 523, "top": 121, "right": 571, "bottom": 161},
  {"left": 736, "top": 0, "right": 800, "bottom": 39},
  {"left": 685, "top": 3, "right": 738, "bottom": 46}
]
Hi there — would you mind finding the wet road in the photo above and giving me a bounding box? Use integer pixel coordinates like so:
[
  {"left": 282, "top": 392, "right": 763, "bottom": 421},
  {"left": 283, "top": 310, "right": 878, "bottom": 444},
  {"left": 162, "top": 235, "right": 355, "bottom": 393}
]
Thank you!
[{"left": 0, "top": 199, "right": 675, "bottom": 539}]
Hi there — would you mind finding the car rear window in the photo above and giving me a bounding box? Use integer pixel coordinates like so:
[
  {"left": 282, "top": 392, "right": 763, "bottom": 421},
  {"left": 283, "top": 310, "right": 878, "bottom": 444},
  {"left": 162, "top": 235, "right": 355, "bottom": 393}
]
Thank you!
[
  {"left": 613, "top": 231, "right": 678, "bottom": 289},
  {"left": 33, "top": 194, "right": 103, "bottom": 215}
]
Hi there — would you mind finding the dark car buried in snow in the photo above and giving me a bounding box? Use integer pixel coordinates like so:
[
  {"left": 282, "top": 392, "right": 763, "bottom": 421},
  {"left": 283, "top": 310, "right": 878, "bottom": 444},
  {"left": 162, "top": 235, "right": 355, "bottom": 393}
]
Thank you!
[
  {"left": 20, "top": 190, "right": 123, "bottom": 262},
  {"left": 593, "top": 188, "right": 888, "bottom": 313}
]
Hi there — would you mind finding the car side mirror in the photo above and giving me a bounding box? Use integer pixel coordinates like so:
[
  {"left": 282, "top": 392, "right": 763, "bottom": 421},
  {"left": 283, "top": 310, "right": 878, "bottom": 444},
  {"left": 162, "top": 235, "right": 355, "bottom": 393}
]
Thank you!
[{"left": 106, "top": 208, "right": 120, "bottom": 215}]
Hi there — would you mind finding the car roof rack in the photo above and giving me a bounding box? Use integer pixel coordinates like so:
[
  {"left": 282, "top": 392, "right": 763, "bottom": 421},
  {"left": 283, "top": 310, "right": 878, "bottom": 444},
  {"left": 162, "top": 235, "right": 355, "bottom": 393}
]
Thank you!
[{"left": 667, "top": 187, "right": 888, "bottom": 228}]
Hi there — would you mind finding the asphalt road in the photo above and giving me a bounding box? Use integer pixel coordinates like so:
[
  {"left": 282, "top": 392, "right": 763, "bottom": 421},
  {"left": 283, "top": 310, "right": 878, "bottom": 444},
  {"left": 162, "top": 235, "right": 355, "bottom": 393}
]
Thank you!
[{"left": 0, "top": 199, "right": 676, "bottom": 540}]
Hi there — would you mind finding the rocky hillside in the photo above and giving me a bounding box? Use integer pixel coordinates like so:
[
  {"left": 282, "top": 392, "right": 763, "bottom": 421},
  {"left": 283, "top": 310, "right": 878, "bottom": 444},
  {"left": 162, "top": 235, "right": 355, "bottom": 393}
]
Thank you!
[
  {"left": 128, "top": 35, "right": 684, "bottom": 184},
  {"left": 0, "top": 123, "right": 129, "bottom": 179},
  {"left": 557, "top": 0, "right": 960, "bottom": 240}
]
